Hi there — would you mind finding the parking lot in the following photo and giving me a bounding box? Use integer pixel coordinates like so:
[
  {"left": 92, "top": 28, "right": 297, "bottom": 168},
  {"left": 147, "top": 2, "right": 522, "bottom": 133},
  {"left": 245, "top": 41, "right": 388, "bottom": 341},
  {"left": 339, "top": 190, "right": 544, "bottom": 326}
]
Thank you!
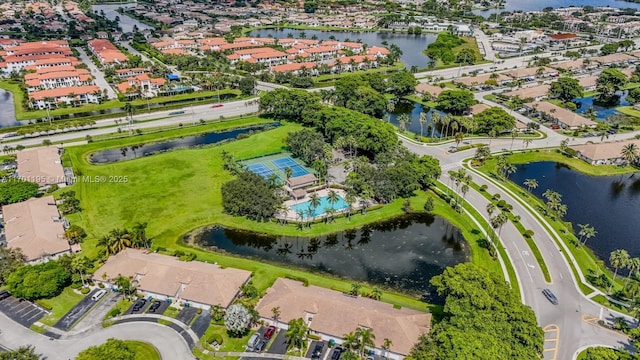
[
  {"left": 175, "top": 307, "right": 198, "bottom": 325},
  {"left": 146, "top": 300, "right": 169, "bottom": 315},
  {"left": 0, "top": 295, "right": 47, "bottom": 328},
  {"left": 54, "top": 289, "right": 103, "bottom": 331},
  {"left": 124, "top": 298, "right": 152, "bottom": 315},
  {"left": 305, "top": 341, "right": 328, "bottom": 359},
  {"left": 190, "top": 312, "right": 211, "bottom": 338}
]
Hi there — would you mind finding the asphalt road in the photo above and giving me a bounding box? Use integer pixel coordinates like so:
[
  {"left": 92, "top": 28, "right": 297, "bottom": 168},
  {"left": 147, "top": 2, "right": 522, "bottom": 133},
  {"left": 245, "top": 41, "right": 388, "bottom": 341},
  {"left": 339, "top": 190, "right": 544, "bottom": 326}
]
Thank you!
[
  {"left": 0, "top": 311, "right": 194, "bottom": 359},
  {"left": 75, "top": 47, "right": 117, "bottom": 100},
  {"left": 53, "top": 289, "right": 101, "bottom": 331}
]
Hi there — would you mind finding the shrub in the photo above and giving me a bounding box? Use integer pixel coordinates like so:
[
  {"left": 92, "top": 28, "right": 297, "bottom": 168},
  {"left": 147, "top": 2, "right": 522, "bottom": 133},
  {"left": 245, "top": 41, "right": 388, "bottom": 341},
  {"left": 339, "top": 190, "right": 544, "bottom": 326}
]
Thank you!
[
  {"left": 80, "top": 287, "right": 90, "bottom": 295},
  {"left": 197, "top": 308, "right": 202, "bottom": 314},
  {"left": 480, "top": 184, "right": 488, "bottom": 191},
  {"left": 523, "top": 230, "right": 535, "bottom": 238},
  {"left": 98, "top": 283, "right": 105, "bottom": 289},
  {"left": 207, "top": 333, "right": 223, "bottom": 345}
]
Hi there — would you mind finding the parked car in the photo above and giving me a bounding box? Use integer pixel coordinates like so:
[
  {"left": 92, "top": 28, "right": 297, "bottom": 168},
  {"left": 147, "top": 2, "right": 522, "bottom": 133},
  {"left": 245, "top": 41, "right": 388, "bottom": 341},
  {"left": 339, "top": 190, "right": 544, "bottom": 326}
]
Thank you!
[
  {"left": 132, "top": 299, "right": 147, "bottom": 311},
  {"left": 332, "top": 347, "right": 344, "bottom": 360},
  {"left": 542, "top": 289, "right": 559, "bottom": 305},
  {"left": 264, "top": 325, "right": 276, "bottom": 340},
  {"left": 255, "top": 339, "right": 267, "bottom": 353},
  {"left": 247, "top": 333, "right": 260, "bottom": 351},
  {"left": 312, "top": 343, "right": 324, "bottom": 360},
  {"left": 0, "top": 290, "right": 10, "bottom": 301},
  {"left": 149, "top": 301, "right": 161, "bottom": 313}
]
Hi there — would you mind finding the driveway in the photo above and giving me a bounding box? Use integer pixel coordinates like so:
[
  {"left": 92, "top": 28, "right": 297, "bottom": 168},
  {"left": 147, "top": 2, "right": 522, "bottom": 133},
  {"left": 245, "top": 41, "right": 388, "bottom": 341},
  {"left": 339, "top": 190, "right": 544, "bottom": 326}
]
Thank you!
[
  {"left": 175, "top": 307, "right": 198, "bottom": 326},
  {"left": 0, "top": 296, "right": 47, "bottom": 328},
  {"left": 75, "top": 47, "right": 117, "bottom": 99},
  {"left": 71, "top": 291, "right": 119, "bottom": 332},
  {"left": 146, "top": 300, "right": 169, "bottom": 315},
  {"left": 190, "top": 312, "right": 211, "bottom": 338},
  {"left": 53, "top": 289, "right": 103, "bottom": 331},
  {"left": 267, "top": 329, "right": 288, "bottom": 355},
  {"left": 124, "top": 299, "right": 151, "bottom": 315},
  {"left": 304, "top": 341, "right": 327, "bottom": 359}
]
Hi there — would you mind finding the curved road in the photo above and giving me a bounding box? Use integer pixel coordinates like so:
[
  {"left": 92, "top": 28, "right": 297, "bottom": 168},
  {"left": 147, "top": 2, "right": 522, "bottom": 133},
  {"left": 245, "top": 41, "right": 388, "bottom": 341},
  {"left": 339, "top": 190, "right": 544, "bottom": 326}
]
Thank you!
[{"left": 0, "top": 312, "right": 194, "bottom": 359}]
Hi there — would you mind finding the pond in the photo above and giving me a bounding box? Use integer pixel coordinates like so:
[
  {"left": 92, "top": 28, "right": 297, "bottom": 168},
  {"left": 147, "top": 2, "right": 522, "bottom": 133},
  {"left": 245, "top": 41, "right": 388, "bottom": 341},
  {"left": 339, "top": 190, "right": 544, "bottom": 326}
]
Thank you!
[
  {"left": 0, "top": 89, "right": 18, "bottom": 127},
  {"left": 89, "top": 123, "right": 278, "bottom": 164},
  {"left": 92, "top": 4, "right": 154, "bottom": 33},
  {"left": 510, "top": 161, "right": 640, "bottom": 265},
  {"left": 248, "top": 28, "right": 436, "bottom": 69},
  {"left": 473, "top": 0, "right": 640, "bottom": 17},
  {"left": 574, "top": 91, "right": 629, "bottom": 120},
  {"left": 186, "top": 213, "right": 470, "bottom": 301},
  {"left": 387, "top": 99, "right": 444, "bottom": 138}
]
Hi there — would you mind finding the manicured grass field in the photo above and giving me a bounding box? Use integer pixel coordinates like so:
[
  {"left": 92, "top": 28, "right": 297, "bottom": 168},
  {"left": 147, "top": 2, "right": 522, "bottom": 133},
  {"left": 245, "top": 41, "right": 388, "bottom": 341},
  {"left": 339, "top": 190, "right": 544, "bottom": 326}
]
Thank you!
[
  {"left": 200, "top": 324, "right": 254, "bottom": 352},
  {"left": 37, "top": 287, "right": 85, "bottom": 326},
  {"left": 500, "top": 149, "right": 636, "bottom": 176},
  {"left": 125, "top": 341, "right": 161, "bottom": 360}
]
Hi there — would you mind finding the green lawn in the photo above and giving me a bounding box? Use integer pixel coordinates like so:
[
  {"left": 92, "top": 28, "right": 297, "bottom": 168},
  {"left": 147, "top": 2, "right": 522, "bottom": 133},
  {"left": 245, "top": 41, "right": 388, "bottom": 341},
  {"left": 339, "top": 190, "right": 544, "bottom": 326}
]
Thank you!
[
  {"left": 37, "top": 287, "right": 85, "bottom": 326},
  {"left": 501, "top": 149, "right": 636, "bottom": 176},
  {"left": 125, "top": 341, "right": 161, "bottom": 360},
  {"left": 200, "top": 324, "right": 255, "bottom": 352},
  {"left": 104, "top": 298, "right": 133, "bottom": 320},
  {"left": 454, "top": 36, "right": 484, "bottom": 63},
  {"left": 62, "top": 116, "right": 509, "bottom": 313}
]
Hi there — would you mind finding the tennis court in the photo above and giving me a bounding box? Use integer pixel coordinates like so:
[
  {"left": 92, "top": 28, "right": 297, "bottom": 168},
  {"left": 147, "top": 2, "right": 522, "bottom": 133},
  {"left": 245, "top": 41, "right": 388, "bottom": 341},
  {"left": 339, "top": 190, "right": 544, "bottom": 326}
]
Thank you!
[
  {"left": 246, "top": 163, "right": 277, "bottom": 180},
  {"left": 271, "top": 157, "right": 310, "bottom": 177}
]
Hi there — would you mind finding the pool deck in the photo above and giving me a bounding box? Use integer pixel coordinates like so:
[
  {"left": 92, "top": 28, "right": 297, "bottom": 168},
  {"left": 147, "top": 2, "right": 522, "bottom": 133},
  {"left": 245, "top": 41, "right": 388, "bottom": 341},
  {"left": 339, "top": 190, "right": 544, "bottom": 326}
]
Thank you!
[{"left": 279, "top": 188, "right": 362, "bottom": 221}]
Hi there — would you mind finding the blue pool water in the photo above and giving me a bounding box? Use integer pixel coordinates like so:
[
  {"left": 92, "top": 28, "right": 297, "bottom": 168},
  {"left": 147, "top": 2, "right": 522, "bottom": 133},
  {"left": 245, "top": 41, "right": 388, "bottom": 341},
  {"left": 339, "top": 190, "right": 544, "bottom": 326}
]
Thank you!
[
  {"left": 290, "top": 195, "right": 349, "bottom": 218},
  {"left": 574, "top": 93, "right": 629, "bottom": 120}
]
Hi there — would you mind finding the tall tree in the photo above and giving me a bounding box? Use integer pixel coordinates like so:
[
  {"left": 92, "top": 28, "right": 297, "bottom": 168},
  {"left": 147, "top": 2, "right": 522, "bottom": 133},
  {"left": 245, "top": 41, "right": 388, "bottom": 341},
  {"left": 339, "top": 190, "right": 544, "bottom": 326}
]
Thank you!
[
  {"left": 523, "top": 178, "right": 538, "bottom": 193},
  {"left": 285, "top": 318, "right": 309, "bottom": 355},
  {"left": 609, "top": 249, "right": 630, "bottom": 293},
  {"left": 549, "top": 77, "right": 583, "bottom": 103}
]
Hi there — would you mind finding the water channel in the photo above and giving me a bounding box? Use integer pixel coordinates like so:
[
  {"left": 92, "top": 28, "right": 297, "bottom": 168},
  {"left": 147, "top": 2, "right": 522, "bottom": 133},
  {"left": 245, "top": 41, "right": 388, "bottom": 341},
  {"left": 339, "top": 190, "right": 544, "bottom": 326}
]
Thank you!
[
  {"left": 249, "top": 28, "right": 436, "bottom": 69},
  {"left": 511, "top": 161, "right": 640, "bottom": 264},
  {"left": 186, "top": 213, "right": 470, "bottom": 301},
  {"left": 474, "top": 0, "right": 640, "bottom": 16},
  {"left": 89, "top": 123, "right": 277, "bottom": 164},
  {"left": 0, "top": 89, "right": 18, "bottom": 127}
]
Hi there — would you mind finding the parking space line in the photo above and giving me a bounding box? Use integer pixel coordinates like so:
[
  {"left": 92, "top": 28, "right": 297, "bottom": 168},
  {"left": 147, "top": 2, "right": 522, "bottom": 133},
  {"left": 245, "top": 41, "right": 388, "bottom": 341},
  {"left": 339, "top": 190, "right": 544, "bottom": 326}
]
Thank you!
[{"left": 542, "top": 324, "right": 559, "bottom": 360}]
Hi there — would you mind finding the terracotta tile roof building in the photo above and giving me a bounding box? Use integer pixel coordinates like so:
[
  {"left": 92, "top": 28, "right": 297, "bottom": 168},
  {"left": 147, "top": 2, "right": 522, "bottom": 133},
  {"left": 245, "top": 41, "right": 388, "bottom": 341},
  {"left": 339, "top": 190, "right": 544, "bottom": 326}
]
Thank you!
[
  {"left": 528, "top": 101, "right": 597, "bottom": 130},
  {"left": 16, "top": 147, "right": 66, "bottom": 187},
  {"left": 3, "top": 196, "right": 69, "bottom": 263},
  {"left": 256, "top": 278, "right": 431, "bottom": 356},
  {"left": 93, "top": 249, "right": 252, "bottom": 308},
  {"left": 571, "top": 139, "right": 640, "bottom": 165}
]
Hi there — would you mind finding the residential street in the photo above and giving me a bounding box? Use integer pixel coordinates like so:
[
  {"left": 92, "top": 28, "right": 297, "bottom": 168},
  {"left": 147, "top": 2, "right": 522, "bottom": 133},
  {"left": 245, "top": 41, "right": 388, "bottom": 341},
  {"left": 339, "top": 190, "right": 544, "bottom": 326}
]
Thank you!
[{"left": 75, "top": 47, "right": 117, "bottom": 100}]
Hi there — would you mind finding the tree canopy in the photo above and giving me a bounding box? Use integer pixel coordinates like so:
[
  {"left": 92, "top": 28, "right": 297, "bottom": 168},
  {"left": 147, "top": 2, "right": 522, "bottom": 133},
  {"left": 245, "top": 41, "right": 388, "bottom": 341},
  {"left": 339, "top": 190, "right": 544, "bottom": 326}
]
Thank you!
[
  {"left": 596, "top": 68, "right": 627, "bottom": 106},
  {"left": 387, "top": 70, "right": 418, "bottom": 97},
  {"left": 409, "top": 263, "right": 543, "bottom": 360},
  {"left": 321, "top": 107, "right": 399, "bottom": 155},
  {"left": 0, "top": 345, "right": 42, "bottom": 360},
  {"left": 6, "top": 261, "right": 71, "bottom": 300},
  {"left": 549, "top": 77, "right": 583, "bottom": 103},
  {"left": 472, "top": 107, "right": 516, "bottom": 134},
  {"left": 0, "top": 179, "right": 39, "bottom": 205},
  {"left": 224, "top": 303, "right": 253, "bottom": 337},
  {"left": 286, "top": 128, "right": 330, "bottom": 165},
  {"left": 0, "top": 247, "right": 24, "bottom": 286},
  {"left": 425, "top": 32, "right": 465, "bottom": 65},
  {"left": 334, "top": 74, "right": 387, "bottom": 117},
  {"left": 76, "top": 339, "right": 136, "bottom": 360},
  {"left": 221, "top": 171, "right": 280, "bottom": 222},
  {"left": 436, "top": 90, "right": 476, "bottom": 115},
  {"left": 259, "top": 89, "right": 320, "bottom": 121}
]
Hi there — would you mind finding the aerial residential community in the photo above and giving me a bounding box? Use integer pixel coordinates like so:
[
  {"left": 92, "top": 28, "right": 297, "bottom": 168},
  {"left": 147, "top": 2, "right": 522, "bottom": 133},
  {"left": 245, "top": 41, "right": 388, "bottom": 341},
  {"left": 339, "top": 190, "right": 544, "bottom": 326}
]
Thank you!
[{"left": 3, "top": 0, "right": 640, "bottom": 359}]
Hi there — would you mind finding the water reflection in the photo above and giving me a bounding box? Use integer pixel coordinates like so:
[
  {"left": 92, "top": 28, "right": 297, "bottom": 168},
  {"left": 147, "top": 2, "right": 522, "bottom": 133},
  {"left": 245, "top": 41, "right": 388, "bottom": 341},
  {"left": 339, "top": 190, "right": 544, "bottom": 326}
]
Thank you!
[
  {"left": 0, "top": 89, "right": 18, "bottom": 127},
  {"left": 187, "top": 213, "right": 469, "bottom": 301},
  {"left": 89, "top": 123, "right": 277, "bottom": 164},
  {"left": 511, "top": 161, "right": 640, "bottom": 263},
  {"left": 387, "top": 99, "right": 444, "bottom": 138}
]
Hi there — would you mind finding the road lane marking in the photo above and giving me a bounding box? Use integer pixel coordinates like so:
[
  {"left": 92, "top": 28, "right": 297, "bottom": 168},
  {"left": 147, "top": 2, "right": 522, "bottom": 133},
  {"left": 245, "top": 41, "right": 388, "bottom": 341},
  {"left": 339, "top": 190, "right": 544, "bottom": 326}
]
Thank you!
[{"left": 542, "top": 324, "right": 559, "bottom": 360}]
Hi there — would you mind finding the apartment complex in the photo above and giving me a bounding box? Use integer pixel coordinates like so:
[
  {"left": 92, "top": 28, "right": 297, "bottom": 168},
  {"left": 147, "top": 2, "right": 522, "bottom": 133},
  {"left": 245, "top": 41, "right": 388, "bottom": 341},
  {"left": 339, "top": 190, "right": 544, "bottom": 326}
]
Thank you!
[
  {"left": 0, "top": 40, "right": 73, "bottom": 74},
  {"left": 87, "top": 39, "right": 128, "bottom": 66}
]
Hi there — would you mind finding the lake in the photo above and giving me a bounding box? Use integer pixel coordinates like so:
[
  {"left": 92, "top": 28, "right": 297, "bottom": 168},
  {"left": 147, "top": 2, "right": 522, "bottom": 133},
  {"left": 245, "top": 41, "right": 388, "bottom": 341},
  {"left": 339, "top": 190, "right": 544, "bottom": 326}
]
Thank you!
[
  {"left": 574, "top": 91, "right": 629, "bottom": 120},
  {"left": 186, "top": 213, "right": 469, "bottom": 301},
  {"left": 474, "top": 0, "right": 640, "bottom": 16},
  {"left": 0, "top": 89, "right": 18, "bottom": 127},
  {"left": 249, "top": 28, "right": 436, "bottom": 69},
  {"left": 387, "top": 99, "right": 444, "bottom": 138},
  {"left": 92, "top": 4, "right": 154, "bottom": 33},
  {"left": 89, "top": 123, "right": 278, "bottom": 164},
  {"left": 511, "top": 161, "right": 640, "bottom": 264}
]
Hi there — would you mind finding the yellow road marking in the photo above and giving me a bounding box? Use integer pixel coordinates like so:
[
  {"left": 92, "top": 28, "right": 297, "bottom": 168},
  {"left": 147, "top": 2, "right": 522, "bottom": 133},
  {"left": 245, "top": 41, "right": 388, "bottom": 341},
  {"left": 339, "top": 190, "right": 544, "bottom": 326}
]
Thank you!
[{"left": 542, "top": 324, "right": 559, "bottom": 360}]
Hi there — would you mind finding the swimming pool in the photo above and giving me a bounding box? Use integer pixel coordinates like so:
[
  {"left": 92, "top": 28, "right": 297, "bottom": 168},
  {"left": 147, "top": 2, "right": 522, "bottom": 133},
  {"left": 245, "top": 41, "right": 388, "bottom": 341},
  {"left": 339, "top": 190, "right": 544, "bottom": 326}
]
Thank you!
[{"left": 290, "top": 195, "right": 349, "bottom": 218}]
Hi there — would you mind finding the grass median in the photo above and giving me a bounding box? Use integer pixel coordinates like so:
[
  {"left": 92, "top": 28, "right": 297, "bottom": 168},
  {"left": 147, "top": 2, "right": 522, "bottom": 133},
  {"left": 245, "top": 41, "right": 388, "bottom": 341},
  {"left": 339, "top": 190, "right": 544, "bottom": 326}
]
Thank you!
[{"left": 37, "top": 287, "right": 85, "bottom": 326}]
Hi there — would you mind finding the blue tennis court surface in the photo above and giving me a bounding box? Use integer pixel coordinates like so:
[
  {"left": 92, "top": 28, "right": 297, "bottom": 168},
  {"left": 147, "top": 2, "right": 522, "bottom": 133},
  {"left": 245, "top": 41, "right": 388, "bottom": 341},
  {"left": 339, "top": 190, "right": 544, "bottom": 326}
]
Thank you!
[
  {"left": 246, "top": 163, "right": 276, "bottom": 179},
  {"left": 271, "top": 157, "right": 310, "bottom": 177}
]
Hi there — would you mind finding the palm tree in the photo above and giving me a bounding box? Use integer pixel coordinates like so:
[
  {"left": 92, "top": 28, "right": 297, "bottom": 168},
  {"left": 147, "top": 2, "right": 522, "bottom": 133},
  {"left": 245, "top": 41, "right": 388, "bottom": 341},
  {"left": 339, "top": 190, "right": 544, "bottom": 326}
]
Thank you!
[
  {"left": 345, "top": 191, "right": 356, "bottom": 221},
  {"left": 454, "top": 132, "right": 464, "bottom": 149},
  {"left": 355, "top": 327, "right": 376, "bottom": 356},
  {"left": 397, "top": 113, "right": 410, "bottom": 132},
  {"left": 382, "top": 338, "right": 393, "bottom": 359},
  {"left": 621, "top": 143, "right": 639, "bottom": 165},
  {"left": 271, "top": 306, "right": 281, "bottom": 327},
  {"left": 285, "top": 166, "right": 293, "bottom": 180},
  {"left": 491, "top": 212, "right": 509, "bottom": 238},
  {"left": 442, "top": 114, "right": 452, "bottom": 138},
  {"left": 626, "top": 257, "right": 640, "bottom": 286},
  {"left": 523, "top": 138, "right": 533, "bottom": 148},
  {"left": 327, "top": 190, "right": 339, "bottom": 211},
  {"left": 131, "top": 222, "right": 148, "bottom": 248},
  {"left": 342, "top": 332, "right": 360, "bottom": 352},
  {"left": 371, "top": 287, "right": 382, "bottom": 300},
  {"left": 419, "top": 111, "right": 426, "bottom": 138},
  {"left": 523, "top": 178, "right": 538, "bottom": 192},
  {"left": 285, "top": 318, "right": 309, "bottom": 356},
  {"left": 431, "top": 112, "right": 441, "bottom": 138},
  {"left": 488, "top": 129, "right": 497, "bottom": 146},
  {"left": 308, "top": 192, "right": 321, "bottom": 216},
  {"left": 610, "top": 249, "right": 630, "bottom": 293},
  {"left": 350, "top": 283, "right": 361, "bottom": 296},
  {"left": 577, "top": 223, "right": 597, "bottom": 245}
]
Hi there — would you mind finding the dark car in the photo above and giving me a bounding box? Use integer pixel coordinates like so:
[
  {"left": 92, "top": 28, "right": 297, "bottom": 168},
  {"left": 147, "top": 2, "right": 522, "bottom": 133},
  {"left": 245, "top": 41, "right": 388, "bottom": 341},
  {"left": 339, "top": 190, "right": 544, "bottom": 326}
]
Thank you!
[
  {"left": 148, "top": 301, "right": 161, "bottom": 313},
  {"left": 312, "top": 343, "right": 324, "bottom": 360},
  {"left": 264, "top": 325, "right": 276, "bottom": 340},
  {"left": 211, "top": 103, "right": 224, "bottom": 108},
  {"left": 132, "top": 299, "right": 147, "bottom": 311},
  {"left": 542, "top": 289, "right": 558, "bottom": 305},
  {"left": 255, "top": 339, "right": 267, "bottom": 353},
  {"left": 332, "top": 347, "right": 344, "bottom": 360},
  {"left": 0, "top": 290, "right": 10, "bottom": 301}
]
